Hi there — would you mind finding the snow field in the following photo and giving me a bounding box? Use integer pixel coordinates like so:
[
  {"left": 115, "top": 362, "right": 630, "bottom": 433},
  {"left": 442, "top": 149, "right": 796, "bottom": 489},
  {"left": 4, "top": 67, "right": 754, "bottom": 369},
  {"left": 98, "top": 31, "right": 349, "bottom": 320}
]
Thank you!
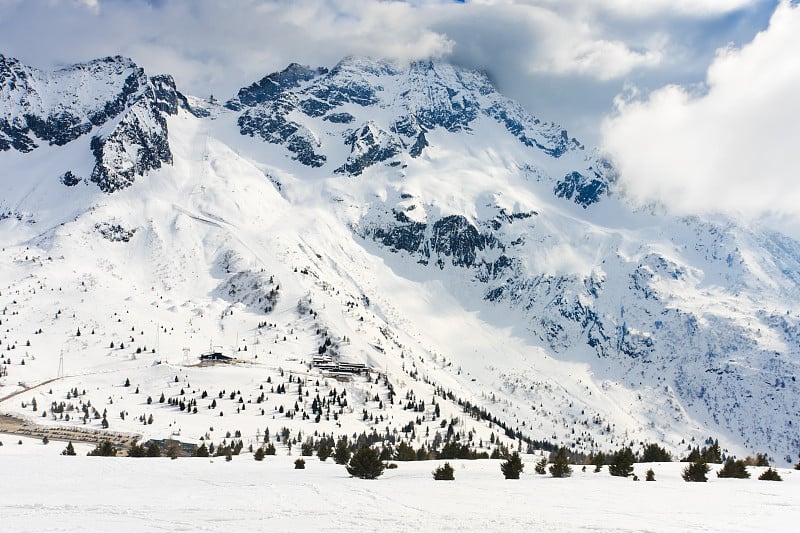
[{"left": 0, "top": 454, "right": 797, "bottom": 532}]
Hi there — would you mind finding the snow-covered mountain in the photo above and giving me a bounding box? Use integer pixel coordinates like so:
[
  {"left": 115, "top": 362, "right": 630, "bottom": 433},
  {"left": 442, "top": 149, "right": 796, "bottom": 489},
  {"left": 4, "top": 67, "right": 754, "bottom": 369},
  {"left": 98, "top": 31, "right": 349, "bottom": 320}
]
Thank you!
[{"left": 1, "top": 54, "right": 798, "bottom": 464}]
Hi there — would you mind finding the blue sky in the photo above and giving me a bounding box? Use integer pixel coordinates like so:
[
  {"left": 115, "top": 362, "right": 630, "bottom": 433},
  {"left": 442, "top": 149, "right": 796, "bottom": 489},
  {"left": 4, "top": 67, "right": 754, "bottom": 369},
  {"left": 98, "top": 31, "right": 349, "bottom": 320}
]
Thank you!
[{"left": 0, "top": 0, "right": 797, "bottom": 227}]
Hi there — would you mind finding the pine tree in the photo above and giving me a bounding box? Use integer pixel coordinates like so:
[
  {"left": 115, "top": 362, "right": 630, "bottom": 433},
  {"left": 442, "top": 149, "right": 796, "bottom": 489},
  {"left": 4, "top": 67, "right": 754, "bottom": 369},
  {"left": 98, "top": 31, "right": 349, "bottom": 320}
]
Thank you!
[
  {"left": 501, "top": 451, "right": 524, "bottom": 479},
  {"left": 87, "top": 440, "right": 117, "bottom": 457},
  {"left": 346, "top": 446, "right": 385, "bottom": 479},
  {"left": 682, "top": 460, "right": 710, "bottom": 482},
  {"left": 640, "top": 443, "right": 672, "bottom": 463},
  {"left": 645, "top": 468, "right": 655, "bottom": 481},
  {"left": 534, "top": 456, "right": 547, "bottom": 475},
  {"left": 608, "top": 447, "right": 636, "bottom": 477},
  {"left": 592, "top": 451, "right": 606, "bottom": 473},
  {"left": 395, "top": 441, "right": 417, "bottom": 461},
  {"left": 294, "top": 458, "right": 306, "bottom": 469},
  {"left": 433, "top": 462, "right": 455, "bottom": 480},
  {"left": 317, "top": 439, "right": 332, "bottom": 462},
  {"left": 195, "top": 443, "right": 209, "bottom": 457},
  {"left": 301, "top": 439, "right": 313, "bottom": 456},
  {"left": 254, "top": 447, "right": 265, "bottom": 461},
  {"left": 758, "top": 468, "right": 782, "bottom": 481},
  {"left": 334, "top": 438, "right": 351, "bottom": 465},
  {"left": 147, "top": 442, "right": 162, "bottom": 457},
  {"left": 127, "top": 443, "right": 146, "bottom": 457},
  {"left": 754, "top": 453, "right": 770, "bottom": 467},
  {"left": 704, "top": 440, "right": 722, "bottom": 463},
  {"left": 62, "top": 441, "right": 76, "bottom": 456},
  {"left": 717, "top": 458, "right": 750, "bottom": 479},
  {"left": 265, "top": 442, "right": 276, "bottom": 455},
  {"left": 549, "top": 447, "right": 572, "bottom": 478}
]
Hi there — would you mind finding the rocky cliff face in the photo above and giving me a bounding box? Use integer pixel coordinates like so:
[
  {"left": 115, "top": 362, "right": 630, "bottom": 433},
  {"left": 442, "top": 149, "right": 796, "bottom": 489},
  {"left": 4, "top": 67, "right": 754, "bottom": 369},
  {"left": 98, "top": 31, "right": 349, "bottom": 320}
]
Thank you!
[
  {"left": 0, "top": 54, "right": 193, "bottom": 192},
  {"left": 225, "top": 57, "right": 611, "bottom": 200}
]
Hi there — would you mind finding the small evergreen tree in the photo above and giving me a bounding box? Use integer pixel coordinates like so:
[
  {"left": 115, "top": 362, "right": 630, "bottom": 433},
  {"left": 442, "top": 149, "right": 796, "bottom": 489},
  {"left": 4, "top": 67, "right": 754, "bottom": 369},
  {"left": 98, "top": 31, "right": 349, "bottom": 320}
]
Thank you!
[
  {"left": 254, "top": 447, "right": 266, "bottom": 461},
  {"left": 295, "top": 458, "right": 306, "bottom": 469},
  {"left": 682, "top": 460, "right": 710, "bottom": 482},
  {"left": 534, "top": 457, "right": 547, "bottom": 475},
  {"left": 317, "top": 439, "right": 332, "bottom": 462},
  {"left": 88, "top": 440, "right": 117, "bottom": 457},
  {"left": 62, "top": 441, "right": 76, "bottom": 456},
  {"left": 609, "top": 447, "right": 636, "bottom": 477},
  {"left": 347, "top": 446, "right": 385, "bottom": 479},
  {"left": 705, "top": 440, "right": 722, "bottom": 463},
  {"left": 265, "top": 442, "right": 277, "bottom": 456},
  {"left": 501, "top": 451, "right": 524, "bottom": 479},
  {"left": 592, "top": 451, "right": 606, "bottom": 473},
  {"left": 301, "top": 440, "right": 313, "bottom": 456},
  {"left": 717, "top": 458, "right": 750, "bottom": 479},
  {"left": 334, "top": 438, "right": 351, "bottom": 465},
  {"left": 549, "top": 447, "right": 572, "bottom": 478},
  {"left": 640, "top": 443, "right": 672, "bottom": 463},
  {"left": 128, "top": 443, "right": 146, "bottom": 457},
  {"left": 395, "top": 441, "right": 417, "bottom": 461},
  {"left": 433, "top": 462, "right": 455, "bottom": 480},
  {"left": 758, "top": 468, "right": 782, "bottom": 481},
  {"left": 645, "top": 468, "right": 655, "bottom": 481},
  {"left": 195, "top": 443, "right": 209, "bottom": 457}
]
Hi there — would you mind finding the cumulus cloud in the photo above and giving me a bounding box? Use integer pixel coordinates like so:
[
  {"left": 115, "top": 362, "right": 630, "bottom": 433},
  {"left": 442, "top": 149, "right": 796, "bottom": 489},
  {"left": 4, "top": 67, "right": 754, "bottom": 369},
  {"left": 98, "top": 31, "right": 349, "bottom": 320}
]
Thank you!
[
  {"left": 0, "top": 0, "right": 667, "bottom": 93},
  {"left": 568, "top": 0, "right": 758, "bottom": 18},
  {"left": 429, "top": 3, "right": 663, "bottom": 81},
  {"left": 0, "top": 0, "right": 777, "bottom": 148},
  {"left": 602, "top": 1, "right": 800, "bottom": 224}
]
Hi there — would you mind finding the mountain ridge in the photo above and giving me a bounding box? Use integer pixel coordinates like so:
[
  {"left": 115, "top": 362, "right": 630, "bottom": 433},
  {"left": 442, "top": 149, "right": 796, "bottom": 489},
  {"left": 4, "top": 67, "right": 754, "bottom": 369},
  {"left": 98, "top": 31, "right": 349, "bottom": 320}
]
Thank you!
[{"left": 0, "top": 53, "right": 798, "bottom": 464}]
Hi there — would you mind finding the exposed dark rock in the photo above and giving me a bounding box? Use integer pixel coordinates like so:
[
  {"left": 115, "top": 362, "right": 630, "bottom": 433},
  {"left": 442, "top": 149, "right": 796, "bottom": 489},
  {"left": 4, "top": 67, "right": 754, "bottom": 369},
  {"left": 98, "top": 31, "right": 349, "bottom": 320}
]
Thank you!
[
  {"left": 554, "top": 171, "right": 608, "bottom": 208},
  {"left": 225, "top": 63, "right": 327, "bottom": 111},
  {"left": 60, "top": 171, "right": 82, "bottom": 187},
  {"left": 95, "top": 222, "right": 136, "bottom": 242},
  {"left": 430, "top": 215, "right": 487, "bottom": 268},
  {"left": 335, "top": 123, "right": 401, "bottom": 176},
  {"left": 323, "top": 112, "right": 355, "bottom": 124},
  {"left": 236, "top": 94, "right": 326, "bottom": 167}
]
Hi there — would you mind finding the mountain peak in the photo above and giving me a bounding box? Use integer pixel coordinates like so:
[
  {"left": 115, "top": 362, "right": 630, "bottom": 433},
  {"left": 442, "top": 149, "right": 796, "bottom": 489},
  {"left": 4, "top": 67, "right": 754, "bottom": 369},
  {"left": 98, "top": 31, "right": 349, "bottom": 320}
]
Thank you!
[{"left": 2, "top": 54, "right": 799, "bottom": 465}]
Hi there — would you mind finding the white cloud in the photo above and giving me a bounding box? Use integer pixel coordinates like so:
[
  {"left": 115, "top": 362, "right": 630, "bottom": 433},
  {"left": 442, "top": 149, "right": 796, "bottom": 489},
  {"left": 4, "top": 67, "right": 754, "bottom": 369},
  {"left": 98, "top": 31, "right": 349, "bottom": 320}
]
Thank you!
[
  {"left": 0, "top": 0, "right": 664, "bottom": 92},
  {"left": 577, "top": 0, "right": 758, "bottom": 18},
  {"left": 472, "top": 0, "right": 758, "bottom": 18},
  {"left": 0, "top": 0, "right": 778, "bottom": 148},
  {"left": 602, "top": 1, "right": 800, "bottom": 223}
]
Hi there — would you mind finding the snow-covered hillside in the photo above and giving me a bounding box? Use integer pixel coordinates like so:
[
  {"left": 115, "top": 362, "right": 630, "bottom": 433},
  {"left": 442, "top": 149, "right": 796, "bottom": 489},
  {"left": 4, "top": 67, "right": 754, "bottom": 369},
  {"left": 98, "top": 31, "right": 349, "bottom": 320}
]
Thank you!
[{"left": 0, "top": 54, "right": 798, "bottom": 465}]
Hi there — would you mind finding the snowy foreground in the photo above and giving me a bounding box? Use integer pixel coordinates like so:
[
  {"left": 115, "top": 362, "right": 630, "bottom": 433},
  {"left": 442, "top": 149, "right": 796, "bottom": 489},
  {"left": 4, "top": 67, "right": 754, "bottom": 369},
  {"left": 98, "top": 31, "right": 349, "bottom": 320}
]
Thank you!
[{"left": 1, "top": 438, "right": 798, "bottom": 532}]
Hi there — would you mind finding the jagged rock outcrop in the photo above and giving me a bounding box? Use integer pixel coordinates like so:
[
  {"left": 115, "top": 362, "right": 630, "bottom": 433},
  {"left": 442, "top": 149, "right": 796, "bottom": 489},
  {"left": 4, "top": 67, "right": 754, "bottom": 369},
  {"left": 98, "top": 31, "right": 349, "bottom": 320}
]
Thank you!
[
  {"left": 0, "top": 54, "right": 189, "bottom": 192},
  {"left": 225, "top": 57, "right": 612, "bottom": 200}
]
